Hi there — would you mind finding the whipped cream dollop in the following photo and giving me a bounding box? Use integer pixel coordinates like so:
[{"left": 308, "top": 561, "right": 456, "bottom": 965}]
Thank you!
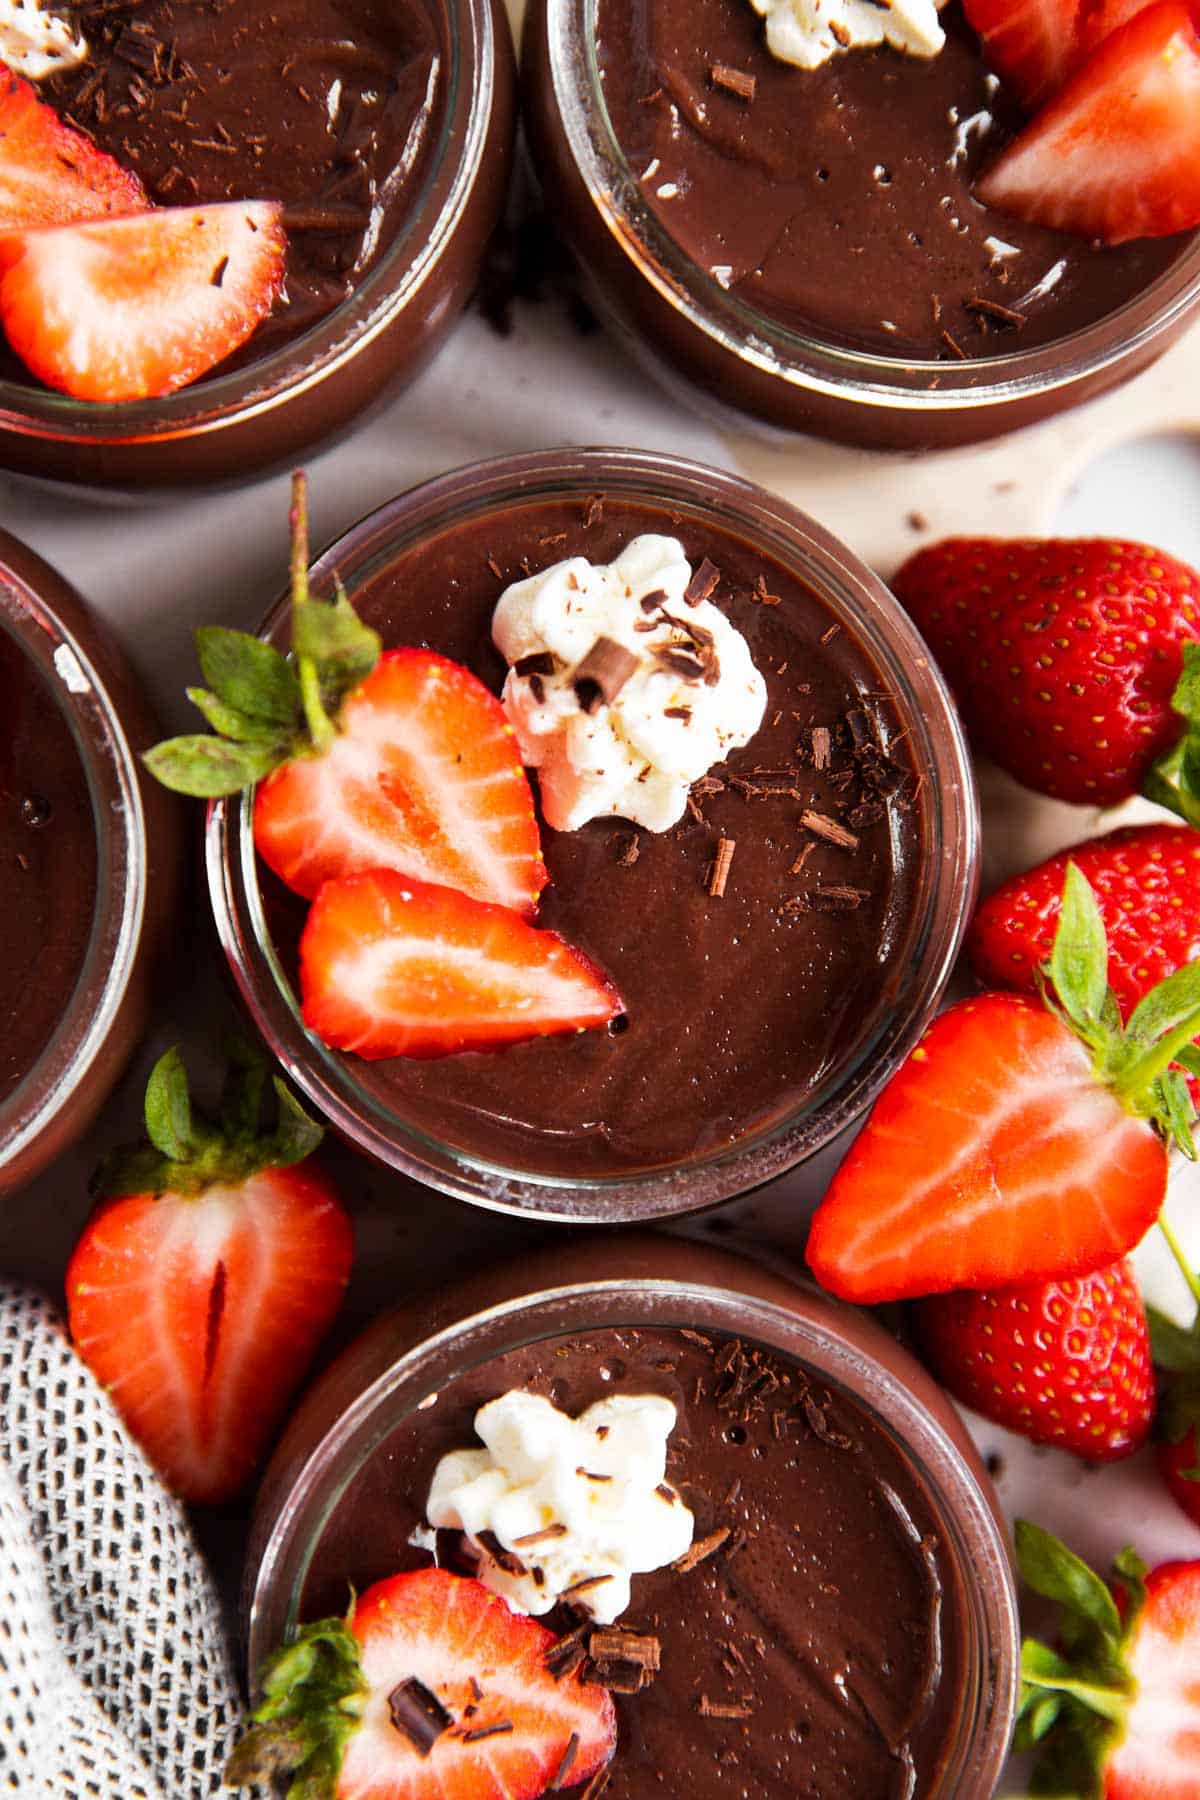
[
  {"left": 749, "top": 0, "right": 944, "bottom": 70},
  {"left": 426, "top": 1390, "right": 695, "bottom": 1624},
  {"left": 492, "top": 535, "right": 767, "bottom": 834},
  {"left": 0, "top": 0, "right": 87, "bottom": 78}
]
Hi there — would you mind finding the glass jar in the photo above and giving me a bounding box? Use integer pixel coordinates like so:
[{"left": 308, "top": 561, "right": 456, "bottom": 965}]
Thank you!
[
  {"left": 244, "top": 1235, "right": 1018, "bottom": 1798},
  {"left": 0, "top": 531, "right": 180, "bottom": 1193},
  {"left": 0, "top": 0, "right": 514, "bottom": 491},
  {"left": 521, "top": 0, "right": 1200, "bottom": 451},
  {"left": 206, "top": 447, "right": 978, "bottom": 1221}
]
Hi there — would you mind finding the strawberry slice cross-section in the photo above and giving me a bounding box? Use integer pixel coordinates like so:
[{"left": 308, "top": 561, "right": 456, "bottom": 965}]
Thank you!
[
  {"left": 300, "top": 869, "right": 623, "bottom": 1060},
  {"left": 0, "top": 199, "right": 286, "bottom": 401}
]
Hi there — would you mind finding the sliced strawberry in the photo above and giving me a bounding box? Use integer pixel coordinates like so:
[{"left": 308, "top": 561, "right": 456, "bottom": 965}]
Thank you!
[
  {"left": 0, "top": 68, "right": 149, "bottom": 230},
  {"left": 345, "top": 1571, "right": 616, "bottom": 1798},
  {"left": 300, "top": 869, "right": 622, "bottom": 1059},
  {"left": 963, "top": 0, "right": 1082, "bottom": 108},
  {"left": 806, "top": 993, "right": 1166, "bottom": 1303},
  {"left": 0, "top": 200, "right": 286, "bottom": 401},
  {"left": 229, "top": 1569, "right": 617, "bottom": 1799},
  {"left": 977, "top": 2, "right": 1200, "bottom": 244},
  {"left": 254, "top": 648, "right": 548, "bottom": 915},
  {"left": 66, "top": 1049, "right": 351, "bottom": 1505},
  {"left": 1107, "top": 1562, "right": 1200, "bottom": 1799}
]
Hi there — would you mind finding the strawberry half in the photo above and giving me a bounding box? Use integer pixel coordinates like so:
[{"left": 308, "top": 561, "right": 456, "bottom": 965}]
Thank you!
[
  {"left": 144, "top": 473, "right": 549, "bottom": 918},
  {"left": 916, "top": 1261, "right": 1154, "bottom": 1462},
  {"left": 255, "top": 649, "right": 548, "bottom": 913},
  {"left": 227, "top": 1568, "right": 617, "bottom": 1799},
  {"left": 806, "top": 865, "right": 1200, "bottom": 1304},
  {"left": 1015, "top": 1522, "right": 1200, "bottom": 1799},
  {"left": 962, "top": 0, "right": 1083, "bottom": 109},
  {"left": 66, "top": 1045, "right": 352, "bottom": 1505},
  {"left": 892, "top": 536, "right": 1200, "bottom": 811},
  {"left": 300, "top": 869, "right": 622, "bottom": 1059},
  {"left": 976, "top": 2, "right": 1200, "bottom": 244},
  {"left": 0, "top": 200, "right": 286, "bottom": 401},
  {"left": 0, "top": 68, "right": 149, "bottom": 229}
]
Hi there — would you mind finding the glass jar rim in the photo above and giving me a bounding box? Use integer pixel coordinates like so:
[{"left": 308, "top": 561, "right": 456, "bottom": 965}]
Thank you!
[
  {"left": 544, "top": 0, "right": 1200, "bottom": 412},
  {"left": 0, "top": 0, "right": 499, "bottom": 446},
  {"left": 0, "top": 545, "right": 147, "bottom": 1177},
  {"left": 245, "top": 1265, "right": 1019, "bottom": 1796},
  {"left": 206, "top": 447, "right": 979, "bottom": 1221}
]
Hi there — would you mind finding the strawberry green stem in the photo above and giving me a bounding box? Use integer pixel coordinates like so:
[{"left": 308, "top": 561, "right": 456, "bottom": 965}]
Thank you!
[
  {"left": 290, "top": 470, "right": 337, "bottom": 755},
  {"left": 1157, "top": 1209, "right": 1200, "bottom": 1310},
  {"left": 1111, "top": 1006, "right": 1200, "bottom": 1106}
]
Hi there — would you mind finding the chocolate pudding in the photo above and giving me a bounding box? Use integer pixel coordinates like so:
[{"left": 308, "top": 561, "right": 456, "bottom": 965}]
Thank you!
[
  {"left": 259, "top": 492, "right": 925, "bottom": 1181},
  {"left": 26, "top": 0, "right": 446, "bottom": 374},
  {"left": 595, "top": 2, "right": 1188, "bottom": 363},
  {"left": 301, "top": 1321, "right": 963, "bottom": 1797},
  {"left": 0, "top": 620, "right": 97, "bottom": 1103}
]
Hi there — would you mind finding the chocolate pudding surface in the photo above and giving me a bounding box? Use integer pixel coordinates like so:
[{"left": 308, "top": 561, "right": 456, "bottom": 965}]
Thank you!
[
  {"left": 595, "top": 0, "right": 1190, "bottom": 360},
  {"left": 0, "top": 619, "right": 97, "bottom": 1104},
  {"left": 263, "top": 493, "right": 925, "bottom": 1179},
  {"left": 12, "top": 0, "right": 448, "bottom": 380},
  {"left": 300, "top": 1323, "right": 963, "bottom": 1797}
]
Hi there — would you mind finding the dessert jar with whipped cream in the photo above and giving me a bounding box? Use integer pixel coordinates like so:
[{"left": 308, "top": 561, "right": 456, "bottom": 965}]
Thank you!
[
  {"left": 243, "top": 1235, "right": 1019, "bottom": 1798},
  {"left": 521, "top": 0, "right": 1200, "bottom": 448},
  {"left": 0, "top": 530, "right": 180, "bottom": 1193},
  {"left": 208, "top": 448, "right": 977, "bottom": 1220},
  {"left": 0, "top": 0, "right": 514, "bottom": 488}
]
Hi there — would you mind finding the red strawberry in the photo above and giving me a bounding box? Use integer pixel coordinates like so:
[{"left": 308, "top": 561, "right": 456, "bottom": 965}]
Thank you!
[
  {"left": 0, "top": 69, "right": 149, "bottom": 230},
  {"left": 66, "top": 1046, "right": 351, "bottom": 1505},
  {"left": 805, "top": 864, "right": 1200, "bottom": 1305},
  {"left": 254, "top": 649, "right": 548, "bottom": 914},
  {"left": 916, "top": 1261, "right": 1154, "bottom": 1461},
  {"left": 963, "top": 0, "right": 1082, "bottom": 109},
  {"left": 968, "top": 824, "right": 1200, "bottom": 1099},
  {"left": 892, "top": 536, "right": 1200, "bottom": 810},
  {"left": 1015, "top": 1522, "right": 1200, "bottom": 1799},
  {"left": 144, "top": 473, "right": 549, "bottom": 920},
  {"left": 228, "top": 1568, "right": 617, "bottom": 1799},
  {"left": 976, "top": 2, "right": 1200, "bottom": 244},
  {"left": 0, "top": 200, "right": 286, "bottom": 401},
  {"left": 300, "top": 869, "right": 622, "bottom": 1059}
]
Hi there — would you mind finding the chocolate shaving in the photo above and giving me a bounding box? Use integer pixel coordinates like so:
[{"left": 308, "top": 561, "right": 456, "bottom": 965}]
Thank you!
[
  {"left": 584, "top": 1663, "right": 648, "bottom": 1694},
  {"left": 388, "top": 1677, "right": 452, "bottom": 1755},
  {"left": 965, "top": 294, "right": 1028, "bottom": 328},
  {"left": 639, "top": 587, "right": 668, "bottom": 614},
  {"left": 799, "top": 1390, "right": 854, "bottom": 1449},
  {"left": 573, "top": 637, "right": 640, "bottom": 713},
  {"left": 707, "top": 837, "right": 736, "bottom": 898},
  {"left": 580, "top": 1768, "right": 612, "bottom": 1800},
  {"left": 469, "top": 1677, "right": 483, "bottom": 1702},
  {"left": 561, "top": 1574, "right": 614, "bottom": 1598},
  {"left": 656, "top": 1482, "right": 677, "bottom": 1503},
  {"left": 810, "top": 885, "right": 870, "bottom": 912},
  {"left": 462, "top": 1722, "right": 515, "bottom": 1743},
  {"left": 584, "top": 495, "right": 604, "bottom": 527},
  {"left": 515, "top": 651, "right": 558, "bottom": 678},
  {"left": 577, "top": 1469, "right": 613, "bottom": 1482},
  {"left": 487, "top": 555, "right": 503, "bottom": 578},
  {"left": 819, "top": 623, "right": 841, "bottom": 644},
  {"left": 790, "top": 843, "right": 815, "bottom": 877},
  {"left": 810, "top": 726, "right": 832, "bottom": 771},
  {"left": 680, "top": 1329, "right": 713, "bottom": 1347},
  {"left": 699, "top": 1695, "right": 754, "bottom": 1719},
  {"left": 477, "top": 1530, "right": 528, "bottom": 1577},
  {"left": 655, "top": 645, "right": 707, "bottom": 680},
  {"left": 709, "top": 61, "right": 756, "bottom": 100},
  {"left": 684, "top": 557, "right": 721, "bottom": 605},
  {"left": 589, "top": 1629, "right": 662, "bottom": 1670},
  {"left": 552, "top": 1733, "right": 581, "bottom": 1788},
  {"left": 665, "top": 705, "right": 692, "bottom": 721},
  {"left": 753, "top": 573, "right": 781, "bottom": 606},
  {"left": 545, "top": 1624, "right": 590, "bottom": 1678},
  {"left": 940, "top": 328, "right": 969, "bottom": 360},
  {"left": 673, "top": 1527, "right": 731, "bottom": 1573},
  {"left": 691, "top": 775, "right": 725, "bottom": 799},
  {"left": 800, "top": 809, "right": 859, "bottom": 850},
  {"left": 513, "top": 1523, "right": 569, "bottom": 1546}
]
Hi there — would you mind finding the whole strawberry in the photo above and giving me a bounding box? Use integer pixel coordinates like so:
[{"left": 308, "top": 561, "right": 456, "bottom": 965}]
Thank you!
[
  {"left": 67, "top": 1043, "right": 353, "bottom": 1505},
  {"left": 916, "top": 1261, "right": 1154, "bottom": 1462},
  {"left": 892, "top": 536, "right": 1200, "bottom": 812}
]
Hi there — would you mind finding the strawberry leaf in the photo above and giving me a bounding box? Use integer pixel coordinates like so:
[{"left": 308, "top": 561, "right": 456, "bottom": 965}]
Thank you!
[
  {"left": 184, "top": 685, "right": 288, "bottom": 747},
  {"left": 1015, "top": 1521, "right": 1123, "bottom": 1654},
  {"left": 144, "top": 1046, "right": 195, "bottom": 1161},
  {"left": 1144, "top": 643, "right": 1200, "bottom": 827},
  {"left": 195, "top": 625, "right": 301, "bottom": 727},
  {"left": 219, "top": 1033, "right": 269, "bottom": 1139},
  {"left": 227, "top": 1613, "right": 367, "bottom": 1799},
  {"left": 1158, "top": 1373, "right": 1200, "bottom": 1443},
  {"left": 1048, "top": 863, "right": 1109, "bottom": 1040},
  {"left": 292, "top": 584, "right": 381, "bottom": 724},
  {"left": 1148, "top": 1305, "right": 1200, "bottom": 1374},
  {"left": 143, "top": 733, "right": 286, "bottom": 798}
]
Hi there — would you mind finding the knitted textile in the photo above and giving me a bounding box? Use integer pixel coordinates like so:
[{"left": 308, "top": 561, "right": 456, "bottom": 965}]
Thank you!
[{"left": 0, "top": 1285, "right": 250, "bottom": 1800}]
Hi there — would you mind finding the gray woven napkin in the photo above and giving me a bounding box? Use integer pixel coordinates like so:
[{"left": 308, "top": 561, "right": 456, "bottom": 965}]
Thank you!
[{"left": 0, "top": 1285, "right": 251, "bottom": 1799}]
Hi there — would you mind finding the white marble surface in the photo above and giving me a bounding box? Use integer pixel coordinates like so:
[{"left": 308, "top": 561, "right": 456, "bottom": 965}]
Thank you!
[{"left": 3, "top": 210, "right": 1200, "bottom": 1794}]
